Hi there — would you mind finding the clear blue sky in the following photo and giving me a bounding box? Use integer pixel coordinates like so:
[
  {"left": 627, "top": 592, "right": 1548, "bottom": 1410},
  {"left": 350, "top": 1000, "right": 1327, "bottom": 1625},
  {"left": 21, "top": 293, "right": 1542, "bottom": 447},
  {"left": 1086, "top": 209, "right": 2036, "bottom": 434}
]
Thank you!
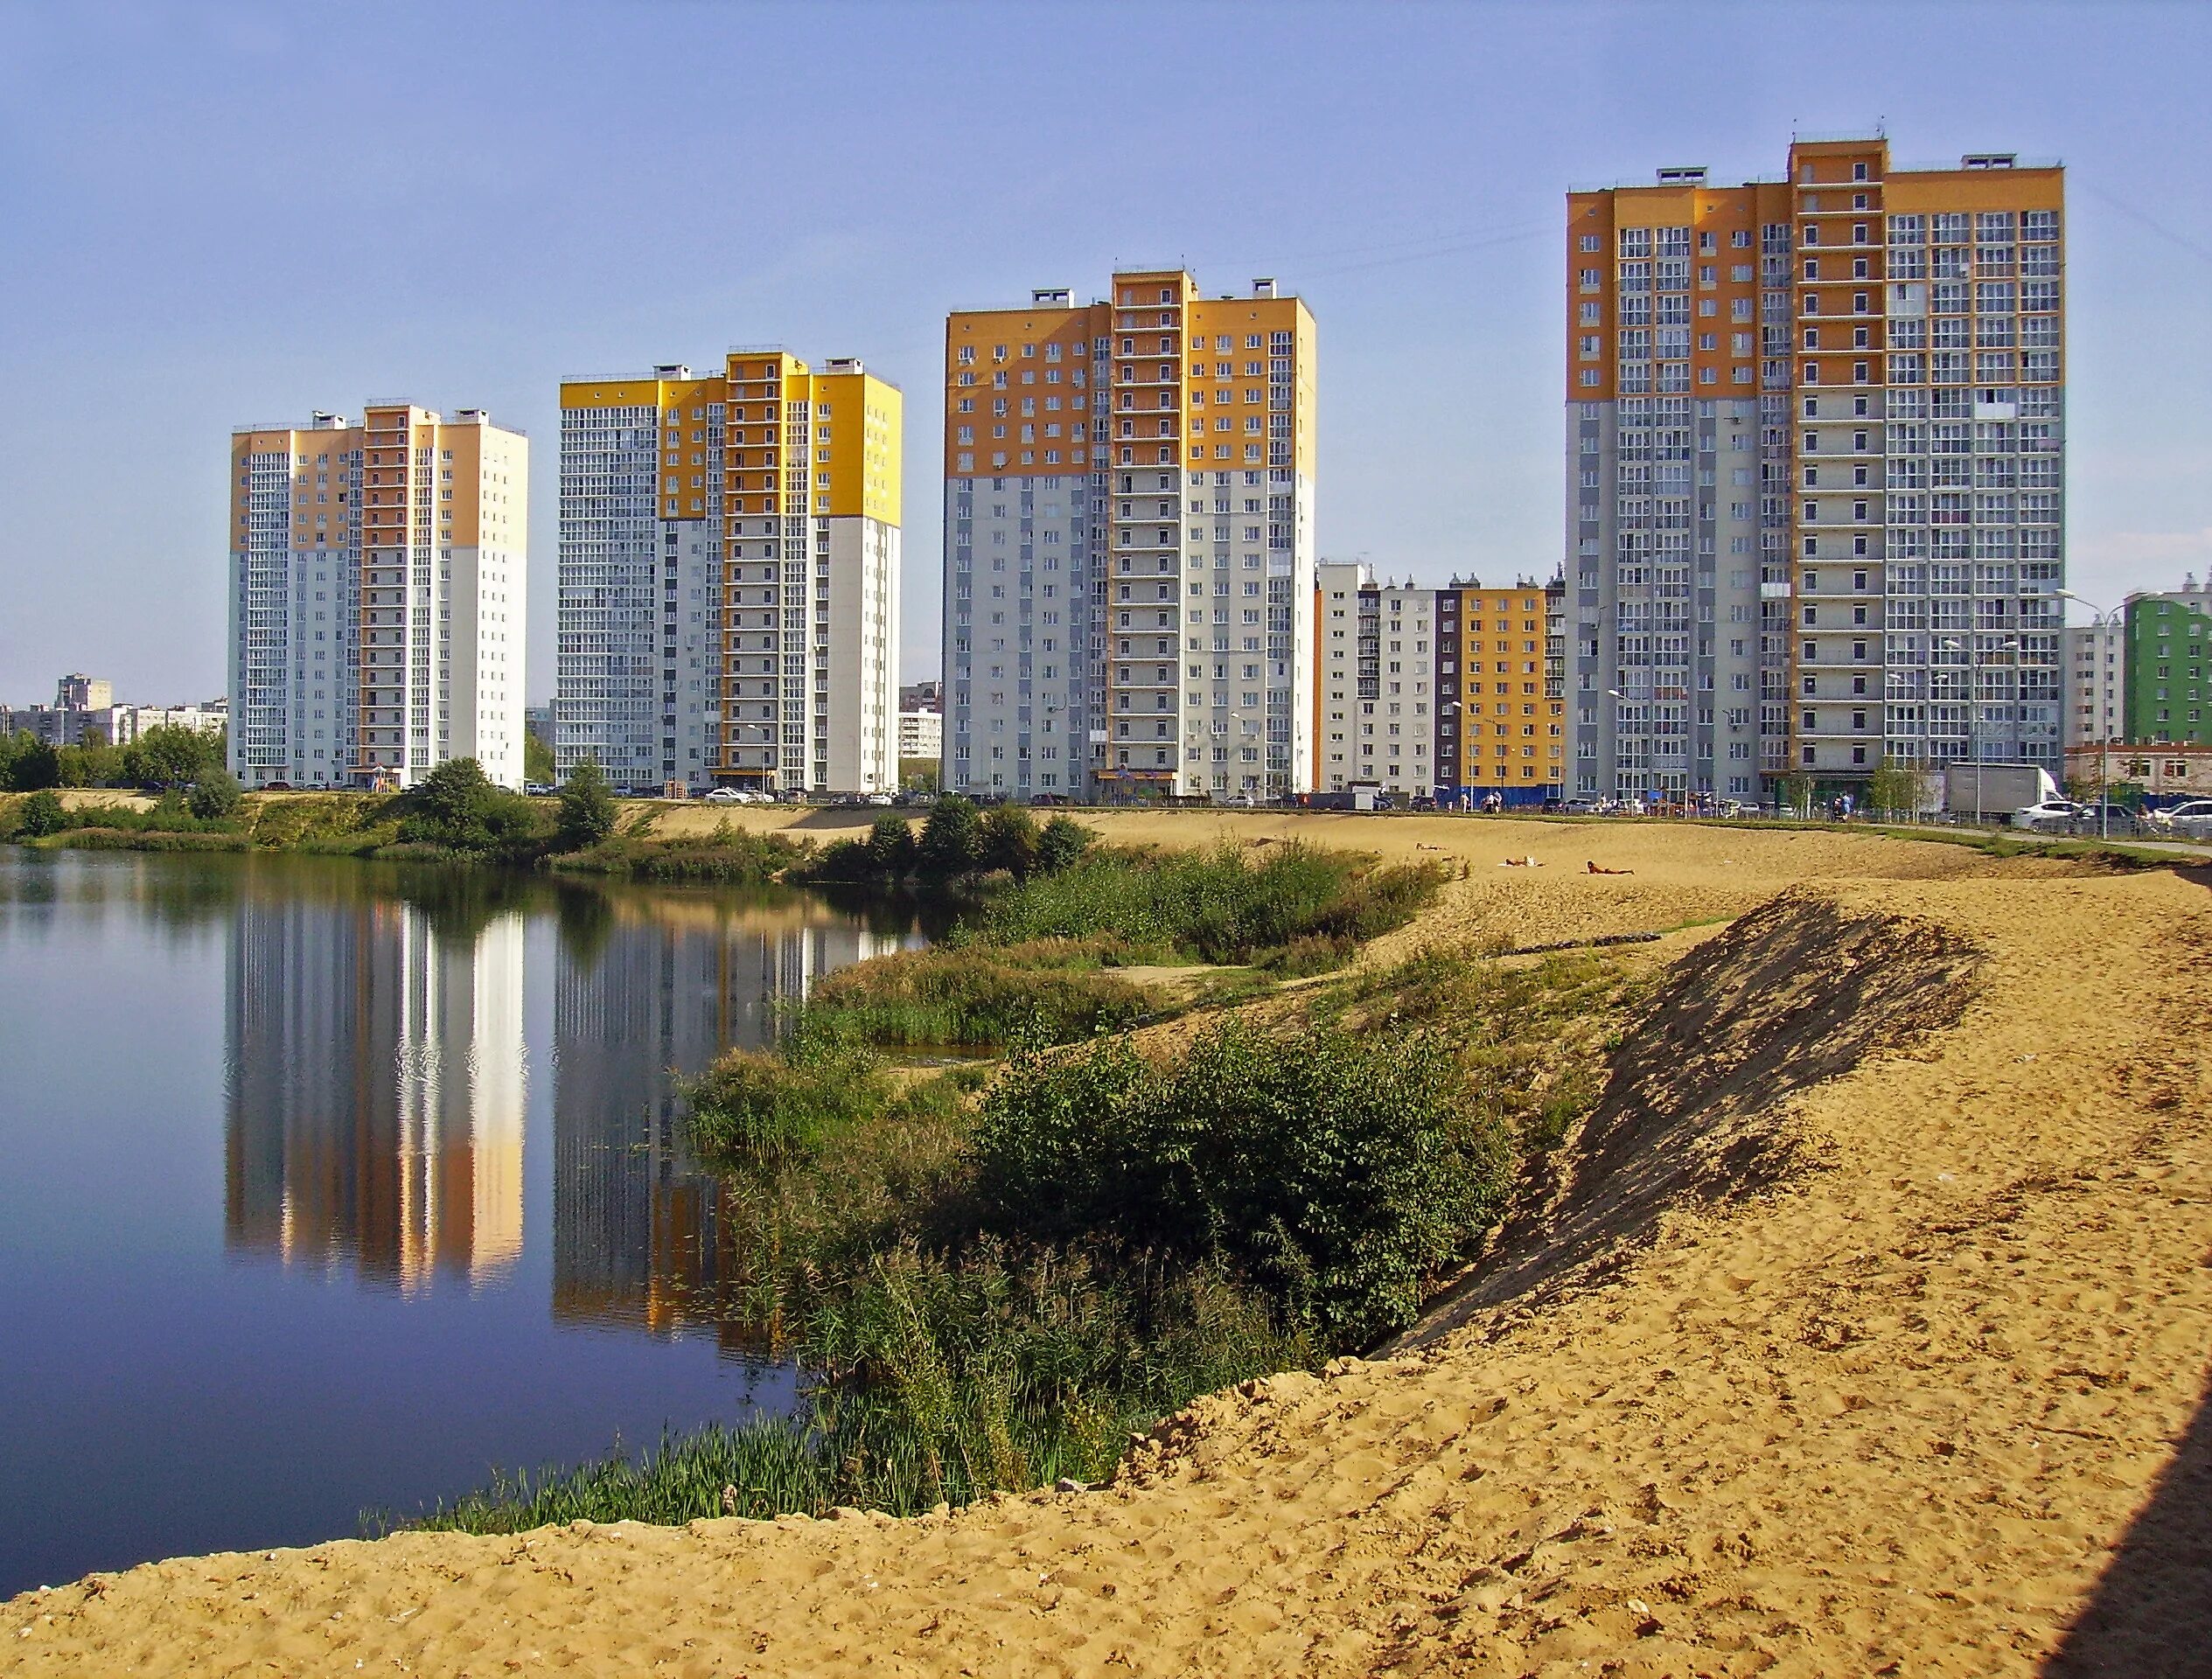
[{"left": 2, "top": 0, "right": 2206, "bottom": 705}]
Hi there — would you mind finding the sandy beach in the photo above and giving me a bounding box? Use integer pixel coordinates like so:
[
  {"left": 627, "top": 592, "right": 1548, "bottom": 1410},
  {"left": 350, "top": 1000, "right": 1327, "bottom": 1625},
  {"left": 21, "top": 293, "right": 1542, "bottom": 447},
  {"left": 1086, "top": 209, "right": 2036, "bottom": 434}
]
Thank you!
[{"left": 8, "top": 812, "right": 2209, "bottom": 1676}]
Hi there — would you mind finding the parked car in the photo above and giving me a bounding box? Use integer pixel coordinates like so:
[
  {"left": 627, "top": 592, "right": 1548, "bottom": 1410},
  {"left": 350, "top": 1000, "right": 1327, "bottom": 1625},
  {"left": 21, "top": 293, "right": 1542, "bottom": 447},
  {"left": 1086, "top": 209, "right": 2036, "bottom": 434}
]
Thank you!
[
  {"left": 702, "top": 787, "right": 745, "bottom": 804},
  {"left": 2065, "top": 802, "right": 2141, "bottom": 837},
  {"left": 2009, "top": 798, "right": 2083, "bottom": 832},
  {"left": 524, "top": 782, "right": 555, "bottom": 798},
  {"left": 2146, "top": 798, "right": 2212, "bottom": 840}
]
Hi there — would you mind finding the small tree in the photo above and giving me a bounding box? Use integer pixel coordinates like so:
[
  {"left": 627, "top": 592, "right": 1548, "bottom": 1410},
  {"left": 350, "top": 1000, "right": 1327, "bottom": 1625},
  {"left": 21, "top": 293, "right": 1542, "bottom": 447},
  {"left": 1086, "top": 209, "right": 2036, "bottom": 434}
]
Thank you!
[
  {"left": 980, "top": 804, "right": 1042, "bottom": 879},
  {"left": 124, "top": 723, "right": 220, "bottom": 790},
  {"left": 187, "top": 768, "right": 244, "bottom": 821},
  {"left": 1867, "top": 755, "right": 1931, "bottom": 820},
  {"left": 558, "top": 759, "right": 618, "bottom": 850},
  {"left": 1037, "top": 813, "right": 1092, "bottom": 874},
  {"left": 524, "top": 732, "right": 556, "bottom": 786},
  {"left": 865, "top": 813, "right": 918, "bottom": 877},
  {"left": 16, "top": 789, "right": 67, "bottom": 838},
  {"left": 917, "top": 794, "right": 983, "bottom": 879},
  {"left": 3, "top": 735, "right": 60, "bottom": 792},
  {"left": 1776, "top": 770, "right": 1813, "bottom": 818}
]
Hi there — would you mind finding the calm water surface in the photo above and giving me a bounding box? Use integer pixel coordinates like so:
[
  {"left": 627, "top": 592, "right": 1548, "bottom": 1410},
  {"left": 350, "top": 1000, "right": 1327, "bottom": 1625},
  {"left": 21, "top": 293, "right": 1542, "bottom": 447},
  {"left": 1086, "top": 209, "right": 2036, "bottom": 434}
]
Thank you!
[{"left": 0, "top": 848, "right": 925, "bottom": 1597}]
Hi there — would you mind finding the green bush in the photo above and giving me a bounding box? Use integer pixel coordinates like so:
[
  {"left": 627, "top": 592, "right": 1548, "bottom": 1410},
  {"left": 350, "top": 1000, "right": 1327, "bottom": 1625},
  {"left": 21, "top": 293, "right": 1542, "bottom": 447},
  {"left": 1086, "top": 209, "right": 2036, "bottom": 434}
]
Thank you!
[
  {"left": 557, "top": 759, "right": 617, "bottom": 850},
  {"left": 187, "top": 769, "right": 244, "bottom": 821},
  {"left": 918, "top": 795, "right": 984, "bottom": 878},
  {"left": 970, "top": 1019, "right": 1511, "bottom": 1342},
  {"left": 14, "top": 789, "right": 67, "bottom": 838}
]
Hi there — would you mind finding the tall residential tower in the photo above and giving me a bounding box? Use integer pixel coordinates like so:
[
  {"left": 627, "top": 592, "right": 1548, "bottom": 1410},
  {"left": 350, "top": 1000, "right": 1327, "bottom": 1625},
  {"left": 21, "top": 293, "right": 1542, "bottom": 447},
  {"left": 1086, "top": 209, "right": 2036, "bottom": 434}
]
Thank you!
[
  {"left": 942, "top": 271, "right": 1316, "bottom": 801},
  {"left": 1568, "top": 137, "right": 2064, "bottom": 800},
  {"left": 557, "top": 353, "right": 901, "bottom": 795},
  {"left": 227, "top": 405, "right": 527, "bottom": 790}
]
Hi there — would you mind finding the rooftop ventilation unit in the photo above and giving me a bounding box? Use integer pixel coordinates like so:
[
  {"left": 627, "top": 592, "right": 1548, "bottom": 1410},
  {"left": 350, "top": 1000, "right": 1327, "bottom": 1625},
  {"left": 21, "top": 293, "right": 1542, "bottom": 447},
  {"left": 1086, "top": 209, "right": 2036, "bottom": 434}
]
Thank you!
[{"left": 1657, "top": 165, "right": 1708, "bottom": 185}]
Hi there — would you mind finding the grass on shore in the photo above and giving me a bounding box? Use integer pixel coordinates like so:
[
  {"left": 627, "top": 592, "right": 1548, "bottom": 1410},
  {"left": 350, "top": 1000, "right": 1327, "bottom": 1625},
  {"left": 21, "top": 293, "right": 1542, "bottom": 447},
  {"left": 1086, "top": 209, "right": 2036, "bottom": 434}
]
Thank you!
[{"left": 394, "top": 934, "right": 1639, "bottom": 1537}]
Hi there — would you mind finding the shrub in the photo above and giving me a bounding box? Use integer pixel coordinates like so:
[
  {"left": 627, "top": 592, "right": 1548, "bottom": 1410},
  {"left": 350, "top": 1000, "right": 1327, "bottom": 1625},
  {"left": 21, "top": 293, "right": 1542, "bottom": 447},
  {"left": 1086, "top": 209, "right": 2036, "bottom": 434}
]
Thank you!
[
  {"left": 866, "top": 814, "right": 918, "bottom": 876},
  {"left": 979, "top": 805, "right": 1042, "bottom": 879},
  {"left": 557, "top": 759, "right": 618, "bottom": 850},
  {"left": 917, "top": 795, "right": 983, "bottom": 879},
  {"left": 1036, "top": 814, "right": 1092, "bottom": 874},
  {"left": 969, "top": 1019, "right": 1511, "bottom": 1342},
  {"left": 14, "top": 789, "right": 67, "bottom": 838},
  {"left": 186, "top": 769, "right": 244, "bottom": 821}
]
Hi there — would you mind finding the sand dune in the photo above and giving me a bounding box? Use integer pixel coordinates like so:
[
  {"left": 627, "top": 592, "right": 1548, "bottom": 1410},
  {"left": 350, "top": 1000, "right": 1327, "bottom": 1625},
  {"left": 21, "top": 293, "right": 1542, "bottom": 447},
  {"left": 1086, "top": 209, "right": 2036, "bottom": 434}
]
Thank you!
[{"left": 9, "top": 816, "right": 2211, "bottom": 1676}]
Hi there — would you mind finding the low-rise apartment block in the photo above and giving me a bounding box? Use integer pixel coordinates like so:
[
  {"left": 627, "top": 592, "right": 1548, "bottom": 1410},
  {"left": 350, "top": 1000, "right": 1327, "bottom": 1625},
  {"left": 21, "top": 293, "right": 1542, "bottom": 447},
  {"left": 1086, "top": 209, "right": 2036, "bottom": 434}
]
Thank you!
[
  {"left": 1436, "top": 575, "right": 1567, "bottom": 805},
  {"left": 227, "top": 405, "right": 527, "bottom": 790}
]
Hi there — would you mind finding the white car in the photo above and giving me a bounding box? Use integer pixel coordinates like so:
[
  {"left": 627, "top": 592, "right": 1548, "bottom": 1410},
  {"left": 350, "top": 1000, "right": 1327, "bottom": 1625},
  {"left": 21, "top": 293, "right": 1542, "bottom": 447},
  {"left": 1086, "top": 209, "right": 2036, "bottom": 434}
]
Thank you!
[
  {"left": 2009, "top": 798, "right": 2082, "bottom": 832},
  {"left": 703, "top": 787, "right": 746, "bottom": 804},
  {"left": 2148, "top": 799, "right": 2212, "bottom": 840}
]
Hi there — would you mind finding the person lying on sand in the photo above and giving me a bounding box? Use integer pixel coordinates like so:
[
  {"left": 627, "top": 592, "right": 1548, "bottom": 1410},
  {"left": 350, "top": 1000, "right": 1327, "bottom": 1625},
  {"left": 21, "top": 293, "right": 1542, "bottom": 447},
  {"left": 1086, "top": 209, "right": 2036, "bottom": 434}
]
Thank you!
[
  {"left": 1586, "top": 860, "right": 1633, "bottom": 874},
  {"left": 1499, "top": 855, "right": 1543, "bottom": 867}
]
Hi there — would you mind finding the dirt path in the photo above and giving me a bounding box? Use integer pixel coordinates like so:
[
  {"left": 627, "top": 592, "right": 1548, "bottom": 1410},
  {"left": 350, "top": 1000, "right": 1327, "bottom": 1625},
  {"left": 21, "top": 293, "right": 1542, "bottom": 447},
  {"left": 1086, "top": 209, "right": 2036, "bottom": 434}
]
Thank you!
[{"left": 9, "top": 820, "right": 2211, "bottom": 1676}]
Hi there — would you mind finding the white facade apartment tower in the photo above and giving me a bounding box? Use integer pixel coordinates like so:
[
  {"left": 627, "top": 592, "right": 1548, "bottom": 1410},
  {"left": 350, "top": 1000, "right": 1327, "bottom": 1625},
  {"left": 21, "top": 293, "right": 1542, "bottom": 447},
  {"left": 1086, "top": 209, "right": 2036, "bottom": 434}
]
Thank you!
[
  {"left": 943, "top": 271, "right": 1316, "bottom": 801},
  {"left": 227, "top": 405, "right": 527, "bottom": 791}
]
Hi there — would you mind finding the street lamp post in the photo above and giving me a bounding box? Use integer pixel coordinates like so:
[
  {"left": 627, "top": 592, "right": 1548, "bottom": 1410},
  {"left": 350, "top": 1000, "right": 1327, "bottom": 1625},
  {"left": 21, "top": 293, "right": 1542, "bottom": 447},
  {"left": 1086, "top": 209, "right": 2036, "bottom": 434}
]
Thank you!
[
  {"left": 2060, "top": 590, "right": 2115, "bottom": 840},
  {"left": 1938, "top": 637, "right": 1982, "bottom": 824}
]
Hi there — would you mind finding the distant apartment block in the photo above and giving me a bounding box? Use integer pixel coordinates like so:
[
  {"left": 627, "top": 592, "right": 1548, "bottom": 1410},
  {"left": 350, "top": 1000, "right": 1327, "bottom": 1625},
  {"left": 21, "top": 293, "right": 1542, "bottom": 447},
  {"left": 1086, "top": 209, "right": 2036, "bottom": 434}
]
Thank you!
[
  {"left": 899, "top": 679, "right": 943, "bottom": 714},
  {"left": 942, "top": 271, "right": 1316, "bottom": 802},
  {"left": 1437, "top": 575, "right": 1567, "bottom": 803},
  {"left": 1568, "top": 136, "right": 2065, "bottom": 798},
  {"left": 2064, "top": 618, "right": 2123, "bottom": 750},
  {"left": 556, "top": 355, "right": 900, "bottom": 796},
  {"left": 1313, "top": 568, "right": 1566, "bottom": 805},
  {"left": 227, "top": 405, "right": 527, "bottom": 790},
  {"left": 897, "top": 708, "right": 944, "bottom": 763},
  {"left": 2122, "top": 588, "right": 2212, "bottom": 746},
  {"left": 1315, "top": 563, "right": 1435, "bottom": 801}
]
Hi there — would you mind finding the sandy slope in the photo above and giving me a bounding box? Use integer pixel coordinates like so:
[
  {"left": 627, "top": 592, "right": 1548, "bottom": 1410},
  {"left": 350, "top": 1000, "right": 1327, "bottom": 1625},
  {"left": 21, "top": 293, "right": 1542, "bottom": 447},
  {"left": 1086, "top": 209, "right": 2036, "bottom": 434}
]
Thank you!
[{"left": 9, "top": 817, "right": 2211, "bottom": 1677}]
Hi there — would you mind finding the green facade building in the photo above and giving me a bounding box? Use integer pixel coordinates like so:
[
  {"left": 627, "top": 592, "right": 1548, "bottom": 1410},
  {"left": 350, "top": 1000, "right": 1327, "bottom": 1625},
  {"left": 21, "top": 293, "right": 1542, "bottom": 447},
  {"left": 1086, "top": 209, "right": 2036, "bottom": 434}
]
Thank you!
[{"left": 2123, "top": 593, "right": 2212, "bottom": 745}]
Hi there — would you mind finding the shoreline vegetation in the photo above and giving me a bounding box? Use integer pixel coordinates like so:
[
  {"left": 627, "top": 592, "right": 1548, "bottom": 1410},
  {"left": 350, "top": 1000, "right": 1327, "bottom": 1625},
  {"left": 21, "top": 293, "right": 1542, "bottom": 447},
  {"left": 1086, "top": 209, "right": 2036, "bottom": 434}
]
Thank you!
[{"left": 360, "top": 806, "right": 1653, "bottom": 1539}]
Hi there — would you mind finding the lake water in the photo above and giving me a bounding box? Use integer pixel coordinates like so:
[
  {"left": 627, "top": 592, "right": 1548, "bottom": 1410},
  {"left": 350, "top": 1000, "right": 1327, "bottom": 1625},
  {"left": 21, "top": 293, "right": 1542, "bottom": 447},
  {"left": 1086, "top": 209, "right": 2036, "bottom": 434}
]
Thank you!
[{"left": 0, "top": 847, "right": 925, "bottom": 1598}]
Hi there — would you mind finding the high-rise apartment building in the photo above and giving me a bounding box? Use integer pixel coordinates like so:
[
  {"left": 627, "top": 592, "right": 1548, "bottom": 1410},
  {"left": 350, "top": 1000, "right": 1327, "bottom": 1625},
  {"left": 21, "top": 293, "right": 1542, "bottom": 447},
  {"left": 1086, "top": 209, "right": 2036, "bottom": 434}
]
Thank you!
[
  {"left": 557, "top": 354, "right": 900, "bottom": 796},
  {"left": 942, "top": 271, "right": 1316, "bottom": 801},
  {"left": 1568, "top": 137, "right": 2064, "bottom": 799},
  {"left": 227, "top": 405, "right": 527, "bottom": 791},
  {"left": 1436, "top": 575, "right": 1567, "bottom": 804}
]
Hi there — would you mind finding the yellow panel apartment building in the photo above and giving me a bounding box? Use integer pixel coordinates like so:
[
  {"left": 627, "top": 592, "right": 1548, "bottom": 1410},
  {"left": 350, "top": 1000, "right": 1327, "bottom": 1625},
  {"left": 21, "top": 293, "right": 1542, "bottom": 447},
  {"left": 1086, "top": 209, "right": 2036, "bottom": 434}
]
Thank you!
[{"left": 556, "top": 354, "right": 900, "bottom": 794}]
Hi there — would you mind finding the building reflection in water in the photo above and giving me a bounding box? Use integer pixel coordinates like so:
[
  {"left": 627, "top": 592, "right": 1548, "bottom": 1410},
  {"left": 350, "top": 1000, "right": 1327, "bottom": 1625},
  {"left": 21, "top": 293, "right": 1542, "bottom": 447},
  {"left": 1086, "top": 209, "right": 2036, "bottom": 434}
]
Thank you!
[
  {"left": 224, "top": 888, "right": 527, "bottom": 1292},
  {"left": 552, "top": 895, "right": 903, "bottom": 1346},
  {"left": 223, "top": 868, "right": 907, "bottom": 1341}
]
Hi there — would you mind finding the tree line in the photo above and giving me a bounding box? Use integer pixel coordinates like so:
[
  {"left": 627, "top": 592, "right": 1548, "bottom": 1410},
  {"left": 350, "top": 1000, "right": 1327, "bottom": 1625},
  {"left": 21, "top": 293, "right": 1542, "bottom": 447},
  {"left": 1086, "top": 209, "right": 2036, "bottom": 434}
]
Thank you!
[{"left": 0, "top": 724, "right": 228, "bottom": 793}]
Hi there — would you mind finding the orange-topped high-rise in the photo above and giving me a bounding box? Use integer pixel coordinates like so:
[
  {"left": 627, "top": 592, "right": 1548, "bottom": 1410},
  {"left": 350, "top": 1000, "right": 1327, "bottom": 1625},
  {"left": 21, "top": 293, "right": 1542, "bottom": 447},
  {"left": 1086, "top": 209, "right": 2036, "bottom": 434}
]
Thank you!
[{"left": 1567, "top": 136, "right": 2063, "bottom": 802}]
